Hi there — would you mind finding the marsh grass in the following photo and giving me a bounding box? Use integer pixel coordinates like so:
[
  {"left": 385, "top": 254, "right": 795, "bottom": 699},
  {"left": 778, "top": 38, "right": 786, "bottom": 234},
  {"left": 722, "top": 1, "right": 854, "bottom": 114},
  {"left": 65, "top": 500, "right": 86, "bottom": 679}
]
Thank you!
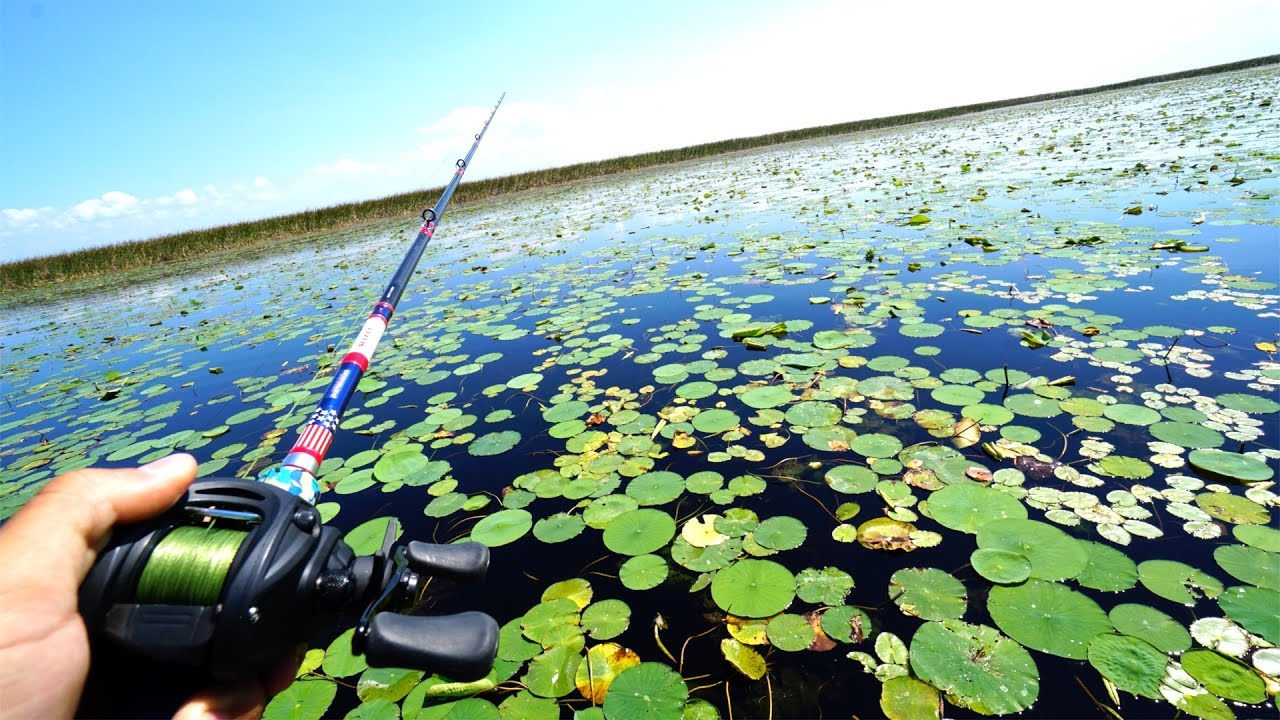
[{"left": 3, "top": 54, "right": 1274, "bottom": 293}]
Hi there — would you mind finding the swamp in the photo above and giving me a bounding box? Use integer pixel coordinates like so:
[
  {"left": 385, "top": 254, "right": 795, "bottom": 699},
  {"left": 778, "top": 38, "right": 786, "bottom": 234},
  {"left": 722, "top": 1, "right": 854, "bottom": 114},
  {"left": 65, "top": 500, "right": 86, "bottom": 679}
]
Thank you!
[{"left": 2, "top": 65, "right": 1278, "bottom": 719}]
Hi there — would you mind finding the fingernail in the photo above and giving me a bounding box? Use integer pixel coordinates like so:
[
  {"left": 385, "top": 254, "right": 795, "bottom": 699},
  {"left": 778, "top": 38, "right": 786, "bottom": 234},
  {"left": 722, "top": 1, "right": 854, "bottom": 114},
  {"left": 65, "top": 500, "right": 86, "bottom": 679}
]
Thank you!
[{"left": 138, "top": 453, "right": 192, "bottom": 479}]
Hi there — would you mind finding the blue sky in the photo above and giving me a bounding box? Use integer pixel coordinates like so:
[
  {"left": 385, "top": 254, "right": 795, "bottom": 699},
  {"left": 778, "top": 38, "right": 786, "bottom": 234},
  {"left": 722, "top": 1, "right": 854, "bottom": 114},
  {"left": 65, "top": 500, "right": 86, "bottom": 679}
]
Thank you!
[{"left": 2, "top": 0, "right": 1277, "bottom": 262}]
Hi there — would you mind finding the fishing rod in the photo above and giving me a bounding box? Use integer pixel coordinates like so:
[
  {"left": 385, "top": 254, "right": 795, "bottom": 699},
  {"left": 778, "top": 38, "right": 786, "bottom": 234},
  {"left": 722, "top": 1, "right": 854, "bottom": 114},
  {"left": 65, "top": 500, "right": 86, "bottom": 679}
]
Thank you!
[{"left": 79, "top": 94, "right": 505, "bottom": 685}]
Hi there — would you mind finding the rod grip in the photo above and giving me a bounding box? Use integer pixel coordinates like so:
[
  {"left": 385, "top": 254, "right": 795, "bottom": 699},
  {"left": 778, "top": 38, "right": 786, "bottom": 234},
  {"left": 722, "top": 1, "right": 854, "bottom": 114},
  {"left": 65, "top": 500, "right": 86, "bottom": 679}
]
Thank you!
[{"left": 364, "top": 611, "right": 498, "bottom": 681}]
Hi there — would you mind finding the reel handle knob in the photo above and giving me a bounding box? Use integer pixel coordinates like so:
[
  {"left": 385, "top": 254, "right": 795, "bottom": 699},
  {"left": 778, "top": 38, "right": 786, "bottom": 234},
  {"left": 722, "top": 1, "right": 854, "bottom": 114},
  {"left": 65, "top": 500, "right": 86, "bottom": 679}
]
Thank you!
[
  {"left": 365, "top": 611, "right": 498, "bottom": 681},
  {"left": 404, "top": 541, "right": 490, "bottom": 584}
]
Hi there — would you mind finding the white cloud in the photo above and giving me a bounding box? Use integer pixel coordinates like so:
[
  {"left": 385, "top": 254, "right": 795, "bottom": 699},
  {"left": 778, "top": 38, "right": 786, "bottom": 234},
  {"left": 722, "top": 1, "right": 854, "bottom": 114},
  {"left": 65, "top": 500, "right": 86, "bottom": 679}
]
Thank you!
[
  {"left": 0, "top": 179, "right": 286, "bottom": 261},
  {"left": 70, "top": 190, "right": 140, "bottom": 220}
]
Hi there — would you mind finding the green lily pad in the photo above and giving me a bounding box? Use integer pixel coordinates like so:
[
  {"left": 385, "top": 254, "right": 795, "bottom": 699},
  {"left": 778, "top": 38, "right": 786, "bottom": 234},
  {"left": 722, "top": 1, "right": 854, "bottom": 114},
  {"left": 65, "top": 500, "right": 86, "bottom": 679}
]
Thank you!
[
  {"left": 1180, "top": 649, "right": 1267, "bottom": 704},
  {"left": 581, "top": 599, "right": 630, "bottom": 640},
  {"left": 1234, "top": 523, "right": 1280, "bottom": 552},
  {"left": 691, "top": 409, "right": 740, "bottom": 434},
  {"left": 1195, "top": 492, "right": 1272, "bottom": 524},
  {"left": 909, "top": 620, "right": 1039, "bottom": 716},
  {"left": 740, "top": 385, "right": 794, "bottom": 409},
  {"left": 1003, "top": 394, "right": 1062, "bottom": 418},
  {"left": 925, "top": 483, "right": 1027, "bottom": 534},
  {"left": 470, "top": 509, "right": 534, "bottom": 547},
  {"left": 879, "top": 676, "right": 940, "bottom": 720},
  {"left": 1108, "top": 604, "right": 1191, "bottom": 652},
  {"left": 1188, "top": 449, "right": 1274, "bottom": 482},
  {"left": 795, "top": 566, "right": 855, "bottom": 605},
  {"left": 1137, "top": 559, "right": 1223, "bottom": 605},
  {"left": 343, "top": 516, "right": 403, "bottom": 556},
  {"left": 710, "top": 559, "right": 796, "bottom": 617},
  {"left": 976, "top": 518, "right": 1088, "bottom": 581},
  {"left": 1095, "top": 455, "right": 1154, "bottom": 480},
  {"left": 263, "top": 679, "right": 337, "bottom": 720},
  {"left": 784, "top": 401, "right": 842, "bottom": 427},
  {"left": 532, "top": 513, "right": 586, "bottom": 543},
  {"left": 602, "top": 509, "right": 676, "bottom": 556},
  {"left": 469, "top": 430, "right": 522, "bottom": 457},
  {"left": 625, "top": 471, "right": 685, "bottom": 506},
  {"left": 1214, "top": 544, "right": 1280, "bottom": 590},
  {"left": 1218, "top": 585, "right": 1280, "bottom": 644},
  {"left": 1102, "top": 403, "right": 1161, "bottom": 426},
  {"left": 889, "top": 567, "right": 967, "bottom": 620},
  {"left": 1215, "top": 392, "right": 1280, "bottom": 414},
  {"left": 1149, "top": 421, "right": 1225, "bottom": 449},
  {"left": 766, "top": 613, "right": 816, "bottom": 651},
  {"left": 826, "top": 464, "right": 878, "bottom": 494},
  {"left": 850, "top": 433, "right": 903, "bottom": 458},
  {"left": 618, "top": 554, "right": 668, "bottom": 590},
  {"left": 524, "top": 644, "right": 582, "bottom": 698},
  {"left": 812, "top": 330, "right": 855, "bottom": 349},
  {"left": 1086, "top": 634, "right": 1167, "bottom": 700},
  {"left": 971, "top": 548, "right": 1032, "bottom": 584},
  {"left": 931, "top": 385, "right": 985, "bottom": 407},
  {"left": 988, "top": 579, "right": 1113, "bottom": 659},
  {"left": 752, "top": 515, "right": 807, "bottom": 550},
  {"left": 602, "top": 662, "right": 688, "bottom": 719}
]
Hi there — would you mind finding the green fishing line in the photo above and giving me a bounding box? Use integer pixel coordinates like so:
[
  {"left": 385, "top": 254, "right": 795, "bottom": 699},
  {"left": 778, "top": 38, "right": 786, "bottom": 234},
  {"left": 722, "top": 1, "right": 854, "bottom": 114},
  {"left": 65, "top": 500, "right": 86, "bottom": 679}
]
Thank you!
[{"left": 135, "top": 526, "right": 248, "bottom": 605}]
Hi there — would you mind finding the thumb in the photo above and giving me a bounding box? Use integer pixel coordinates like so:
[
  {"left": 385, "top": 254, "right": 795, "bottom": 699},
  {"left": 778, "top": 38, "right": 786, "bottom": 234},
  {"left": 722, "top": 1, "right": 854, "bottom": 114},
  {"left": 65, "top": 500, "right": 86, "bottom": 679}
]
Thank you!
[{"left": 0, "top": 453, "right": 197, "bottom": 589}]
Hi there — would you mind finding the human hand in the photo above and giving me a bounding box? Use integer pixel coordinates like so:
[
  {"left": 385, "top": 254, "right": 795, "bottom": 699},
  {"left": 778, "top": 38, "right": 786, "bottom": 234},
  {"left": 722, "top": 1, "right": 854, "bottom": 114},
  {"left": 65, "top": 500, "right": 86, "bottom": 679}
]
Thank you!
[{"left": 0, "top": 454, "right": 299, "bottom": 720}]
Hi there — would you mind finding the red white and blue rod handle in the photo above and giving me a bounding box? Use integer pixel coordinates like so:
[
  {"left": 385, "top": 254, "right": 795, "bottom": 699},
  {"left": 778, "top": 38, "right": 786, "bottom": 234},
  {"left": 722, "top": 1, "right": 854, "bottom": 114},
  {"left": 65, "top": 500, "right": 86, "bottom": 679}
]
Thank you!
[{"left": 261, "top": 94, "right": 505, "bottom": 502}]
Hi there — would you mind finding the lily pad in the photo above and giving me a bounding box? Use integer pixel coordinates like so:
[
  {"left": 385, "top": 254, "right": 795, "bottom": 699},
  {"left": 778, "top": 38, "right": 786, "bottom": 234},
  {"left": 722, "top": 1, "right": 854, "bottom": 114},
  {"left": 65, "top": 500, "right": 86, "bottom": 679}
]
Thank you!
[
  {"left": 925, "top": 483, "right": 1027, "bottom": 534},
  {"left": 1137, "top": 559, "right": 1223, "bottom": 605},
  {"left": 1195, "top": 492, "right": 1271, "bottom": 524},
  {"left": 752, "top": 515, "right": 807, "bottom": 550},
  {"left": 720, "top": 637, "right": 767, "bottom": 679},
  {"left": 618, "top": 554, "right": 667, "bottom": 591},
  {"left": 879, "top": 676, "right": 940, "bottom": 720},
  {"left": 602, "top": 662, "right": 688, "bottom": 719},
  {"left": 1213, "top": 544, "right": 1280, "bottom": 590},
  {"left": 470, "top": 509, "right": 534, "bottom": 547},
  {"left": 691, "top": 409, "right": 740, "bottom": 434},
  {"left": 739, "top": 385, "right": 794, "bottom": 409},
  {"left": 976, "top": 518, "right": 1088, "bottom": 581},
  {"left": 1188, "top": 449, "right": 1274, "bottom": 482},
  {"left": 710, "top": 559, "right": 796, "bottom": 617},
  {"left": 603, "top": 509, "right": 676, "bottom": 556},
  {"left": 988, "top": 579, "right": 1113, "bottom": 659},
  {"left": 1108, "top": 603, "right": 1191, "bottom": 652},
  {"left": 971, "top": 548, "right": 1032, "bottom": 584},
  {"left": 1086, "top": 634, "right": 1167, "bottom": 699},
  {"left": 574, "top": 642, "right": 639, "bottom": 704},
  {"left": 1217, "top": 585, "right": 1280, "bottom": 644},
  {"left": 469, "top": 430, "right": 522, "bottom": 457},
  {"left": 1180, "top": 649, "right": 1267, "bottom": 704},
  {"left": 889, "top": 567, "right": 967, "bottom": 620},
  {"left": 909, "top": 620, "right": 1039, "bottom": 716}
]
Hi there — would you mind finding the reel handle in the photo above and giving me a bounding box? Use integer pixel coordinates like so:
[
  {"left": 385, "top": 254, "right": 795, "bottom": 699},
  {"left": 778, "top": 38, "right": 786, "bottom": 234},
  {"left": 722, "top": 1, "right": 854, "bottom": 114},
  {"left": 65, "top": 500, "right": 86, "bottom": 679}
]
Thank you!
[
  {"left": 365, "top": 611, "right": 498, "bottom": 681},
  {"left": 405, "top": 541, "right": 490, "bottom": 584}
]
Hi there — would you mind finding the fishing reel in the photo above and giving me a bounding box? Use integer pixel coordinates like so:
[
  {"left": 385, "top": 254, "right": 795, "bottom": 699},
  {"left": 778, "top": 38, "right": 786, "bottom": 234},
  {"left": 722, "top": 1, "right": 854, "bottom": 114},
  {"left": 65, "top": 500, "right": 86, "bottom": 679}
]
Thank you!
[{"left": 80, "top": 479, "right": 499, "bottom": 682}]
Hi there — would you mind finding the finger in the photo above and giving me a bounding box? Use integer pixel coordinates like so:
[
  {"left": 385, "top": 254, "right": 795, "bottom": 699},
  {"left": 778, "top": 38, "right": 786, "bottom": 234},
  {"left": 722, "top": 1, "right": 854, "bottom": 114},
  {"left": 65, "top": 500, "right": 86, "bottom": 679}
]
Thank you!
[
  {"left": 172, "top": 680, "right": 265, "bottom": 720},
  {"left": 264, "top": 643, "right": 307, "bottom": 696},
  {"left": 0, "top": 453, "right": 196, "bottom": 593}
]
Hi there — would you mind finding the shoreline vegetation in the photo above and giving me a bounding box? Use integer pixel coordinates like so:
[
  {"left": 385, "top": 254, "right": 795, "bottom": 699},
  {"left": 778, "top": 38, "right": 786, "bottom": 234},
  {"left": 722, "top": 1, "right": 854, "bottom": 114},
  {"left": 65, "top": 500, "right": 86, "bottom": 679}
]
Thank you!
[{"left": 3, "top": 54, "right": 1276, "bottom": 293}]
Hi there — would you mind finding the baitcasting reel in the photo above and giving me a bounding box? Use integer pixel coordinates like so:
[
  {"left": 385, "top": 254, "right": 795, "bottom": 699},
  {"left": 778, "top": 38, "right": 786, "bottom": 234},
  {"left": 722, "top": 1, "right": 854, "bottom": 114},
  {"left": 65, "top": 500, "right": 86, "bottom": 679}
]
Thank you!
[{"left": 80, "top": 479, "right": 499, "bottom": 682}]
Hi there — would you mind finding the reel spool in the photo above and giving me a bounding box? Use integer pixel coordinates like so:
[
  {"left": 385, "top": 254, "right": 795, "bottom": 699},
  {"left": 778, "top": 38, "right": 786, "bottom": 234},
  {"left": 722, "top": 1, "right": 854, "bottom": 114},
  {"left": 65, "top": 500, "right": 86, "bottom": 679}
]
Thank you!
[{"left": 80, "top": 479, "right": 498, "bottom": 682}]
